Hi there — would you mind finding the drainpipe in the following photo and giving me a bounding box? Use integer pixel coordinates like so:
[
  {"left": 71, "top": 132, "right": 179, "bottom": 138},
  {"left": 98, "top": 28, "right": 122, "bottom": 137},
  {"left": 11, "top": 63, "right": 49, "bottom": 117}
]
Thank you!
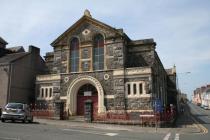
[{"left": 7, "top": 63, "right": 13, "bottom": 103}]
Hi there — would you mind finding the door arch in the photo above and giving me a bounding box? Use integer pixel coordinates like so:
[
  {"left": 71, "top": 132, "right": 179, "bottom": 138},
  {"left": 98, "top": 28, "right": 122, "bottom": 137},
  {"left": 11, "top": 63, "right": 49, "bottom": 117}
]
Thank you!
[
  {"left": 66, "top": 76, "right": 106, "bottom": 115},
  {"left": 77, "top": 84, "right": 98, "bottom": 116}
]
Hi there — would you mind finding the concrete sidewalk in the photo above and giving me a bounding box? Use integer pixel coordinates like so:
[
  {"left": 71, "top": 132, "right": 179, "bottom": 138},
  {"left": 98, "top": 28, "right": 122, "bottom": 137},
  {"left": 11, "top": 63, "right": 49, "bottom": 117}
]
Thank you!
[
  {"left": 34, "top": 118, "right": 171, "bottom": 133},
  {"left": 34, "top": 104, "right": 202, "bottom": 134}
]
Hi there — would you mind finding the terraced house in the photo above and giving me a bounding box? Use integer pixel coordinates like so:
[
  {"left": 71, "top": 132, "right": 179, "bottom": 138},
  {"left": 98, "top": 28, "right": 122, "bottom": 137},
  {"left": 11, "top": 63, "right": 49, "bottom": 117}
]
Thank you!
[
  {"left": 0, "top": 37, "right": 45, "bottom": 109},
  {"left": 35, "top": 10, "right": 177, "bottom": 123}
]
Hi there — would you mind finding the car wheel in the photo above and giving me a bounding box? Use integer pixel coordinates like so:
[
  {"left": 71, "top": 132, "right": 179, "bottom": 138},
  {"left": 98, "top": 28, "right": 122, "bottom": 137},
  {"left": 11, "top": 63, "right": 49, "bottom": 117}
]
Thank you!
[
  {"left": 22, "top": 117, "right": 27, "bottom": 123},
  {"left": 1, "top": 119, "right": 5, "bottom": 122},
  {"left": 28, "top": 116, "right": 33, "bottom": 123}
]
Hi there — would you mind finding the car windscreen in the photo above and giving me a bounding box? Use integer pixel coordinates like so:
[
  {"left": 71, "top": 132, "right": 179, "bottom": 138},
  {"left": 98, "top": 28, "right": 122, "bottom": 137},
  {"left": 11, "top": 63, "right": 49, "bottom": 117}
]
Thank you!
[{"left": 6, "top": 103, "right": 23, "bottom": 109}]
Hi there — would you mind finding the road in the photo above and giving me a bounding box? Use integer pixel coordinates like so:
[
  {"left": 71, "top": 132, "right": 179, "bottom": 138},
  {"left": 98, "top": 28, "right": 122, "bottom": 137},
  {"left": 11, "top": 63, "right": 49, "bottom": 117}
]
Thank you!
[
  {"left": 180, "top": 103, "right": 210, "bottom": 140},
  {"left": 0, "top": 103, "right": 209, "bottom": 140},
  {"left": 0, "top": 121, "right": 168, "bottom": 140}
]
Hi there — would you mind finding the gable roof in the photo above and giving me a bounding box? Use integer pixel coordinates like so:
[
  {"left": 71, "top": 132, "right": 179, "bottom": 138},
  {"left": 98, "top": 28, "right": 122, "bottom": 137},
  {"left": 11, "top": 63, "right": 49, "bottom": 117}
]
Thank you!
[
  {"left": 51, "top": 13, "right": 125, "bottom": 46},
  {"left": 0, "top": 52, "right": 29, "bottom": 64},
  {"left": 0, "top": 36, "right": 8, "bottom": 45}
]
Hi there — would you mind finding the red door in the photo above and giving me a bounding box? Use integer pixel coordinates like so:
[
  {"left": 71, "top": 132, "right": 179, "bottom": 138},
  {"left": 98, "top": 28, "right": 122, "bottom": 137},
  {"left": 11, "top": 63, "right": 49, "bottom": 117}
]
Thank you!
[
  {"left": 76, "top": 84, "right": 98, "bottom": 116},
  {"left": 77, "top": 95, "right": 98, "bottom": 116}
]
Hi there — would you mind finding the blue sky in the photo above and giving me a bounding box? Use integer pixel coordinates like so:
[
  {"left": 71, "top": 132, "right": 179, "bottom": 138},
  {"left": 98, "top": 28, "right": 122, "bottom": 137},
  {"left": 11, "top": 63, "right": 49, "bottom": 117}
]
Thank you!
[{"left": 1, "top": 0, "right": 210, "bottom": 99}]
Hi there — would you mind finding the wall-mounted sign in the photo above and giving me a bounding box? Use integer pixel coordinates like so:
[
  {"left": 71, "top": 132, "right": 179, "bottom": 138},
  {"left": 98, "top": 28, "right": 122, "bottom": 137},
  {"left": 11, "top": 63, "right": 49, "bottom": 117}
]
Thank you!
[{"left": 84, "top": 91, "right": 92, "bottom": 96}]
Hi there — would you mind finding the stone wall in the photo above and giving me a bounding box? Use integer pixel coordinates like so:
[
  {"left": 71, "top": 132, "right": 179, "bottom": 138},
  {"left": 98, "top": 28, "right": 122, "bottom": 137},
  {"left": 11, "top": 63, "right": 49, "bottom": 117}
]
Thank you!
[
  {"left": 126, "top": 43, "right": 155, "bottom": 68},
  {"left": 60, "top": 71, "right": 114, "bottom": 97},
  {"left": 125, "top": 98, "right": 152, "bottom": 110},
  {"left": 51, "top": 20, "right": 125, "bottom": 73},
  {"left": 0, "top": 65, "right": 9, "bottom": 108},
  {"left": 113, "top": 77, "right": 125, "bottom": 110}
]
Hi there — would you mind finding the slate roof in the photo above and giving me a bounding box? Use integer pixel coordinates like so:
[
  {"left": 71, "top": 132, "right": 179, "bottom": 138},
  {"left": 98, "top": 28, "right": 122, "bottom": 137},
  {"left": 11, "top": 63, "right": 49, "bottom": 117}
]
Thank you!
[
  {"left": 165, "top": 68, "right": 173, "bottom": 75},
  {"left": 7, "top": 46, "right": 25, "bottom": 53},
  {"left": 0, "top": 36, "right": 8, "bottom": 45},
  {"left": 0, "top": 52, "right": 29, "bottom": 64}
]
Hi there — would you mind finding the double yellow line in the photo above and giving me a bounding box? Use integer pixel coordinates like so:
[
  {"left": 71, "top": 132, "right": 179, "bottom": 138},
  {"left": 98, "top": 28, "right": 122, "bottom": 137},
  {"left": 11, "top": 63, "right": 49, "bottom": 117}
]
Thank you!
[
  {"left": 190, "top": 115, "right": 208, "bottom": 134},
  {"left": 188, "top": 104, "right": 208, "bottom": 134}
]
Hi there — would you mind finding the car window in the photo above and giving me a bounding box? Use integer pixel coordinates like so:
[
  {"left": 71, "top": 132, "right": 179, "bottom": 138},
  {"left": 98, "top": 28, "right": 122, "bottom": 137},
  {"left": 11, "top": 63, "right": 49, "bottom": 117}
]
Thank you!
[{"left": 6, "top": 103, "right": 23, "bottom": 109}]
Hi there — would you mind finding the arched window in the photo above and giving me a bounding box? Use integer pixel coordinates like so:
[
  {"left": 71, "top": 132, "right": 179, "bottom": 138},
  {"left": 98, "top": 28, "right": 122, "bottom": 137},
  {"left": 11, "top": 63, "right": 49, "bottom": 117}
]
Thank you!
[
  {"left": 93, "top": 34, "right": 104, "bottom": 70},
  {"left": 70, "top": 38, "right": 79, "bottom": 72}
]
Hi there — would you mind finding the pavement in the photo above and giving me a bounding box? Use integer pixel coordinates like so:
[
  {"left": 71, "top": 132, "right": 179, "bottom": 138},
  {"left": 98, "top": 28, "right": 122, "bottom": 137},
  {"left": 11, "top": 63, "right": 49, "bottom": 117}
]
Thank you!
[
  {"left": 1, "top": 103, "right": 208, "bottom": 140},
  {"left": 34, "top": 117, "right": 171, "bottom": 133},
  {"left": 34, "top": 104, "right": 203, "bottom": 134},
  {"left": 173, "top": 104, "right": 204, "bottom": 134}
]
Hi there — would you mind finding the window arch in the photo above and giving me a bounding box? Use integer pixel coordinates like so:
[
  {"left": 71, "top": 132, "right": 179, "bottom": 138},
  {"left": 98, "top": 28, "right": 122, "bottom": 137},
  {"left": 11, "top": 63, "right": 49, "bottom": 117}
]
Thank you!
[
  {"left": 70, "top": 37, "right": 79, "bottom": 72},
  {"left": 93, "top": 34, "right": 104, "bottom": 70}
]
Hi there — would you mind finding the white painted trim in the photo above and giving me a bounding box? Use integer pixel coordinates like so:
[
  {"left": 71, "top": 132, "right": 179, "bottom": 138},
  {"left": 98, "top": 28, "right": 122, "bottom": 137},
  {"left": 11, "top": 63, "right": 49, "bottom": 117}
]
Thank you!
[
  {"left": 107, "top": 110, "right": 153, "bottom": 113},
  {"left": 125, "top": 81, "right": 150, "bottom": 98},
  {"left": 126, "top": 67, "right": 151, "bottom": 75},
  {"left": 113, "top": 69, "right": 124, "bottom": 76},
  {"left": 60, "top": 96, "right": 67, "bottom": 100},
  {"left": 38, "top": 86, "right": 53, "bottom": 100},
  {"left": 36, "top": 74, "right": 61, "bottom": 81},
  {"left": 113, "top": 67, "right": 152, "bottom": 76},
  {"left": 67, "top": 75, "right": 106, "bottom": 115},
  {"left": 105, "top": 95, "right": 114, "bottom": 99},
  {"left": 125, "top": 94, "right": 151, "bottom": 98},
  {"left": 126, "top": 110, "right": 153, "bottom": 113}
]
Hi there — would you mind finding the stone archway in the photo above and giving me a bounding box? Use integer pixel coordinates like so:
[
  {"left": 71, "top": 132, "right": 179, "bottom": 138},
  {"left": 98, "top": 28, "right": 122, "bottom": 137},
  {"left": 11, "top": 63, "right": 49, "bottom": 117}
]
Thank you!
[{"left": 66, "top": 75, "right": 106, "bottom": 115}]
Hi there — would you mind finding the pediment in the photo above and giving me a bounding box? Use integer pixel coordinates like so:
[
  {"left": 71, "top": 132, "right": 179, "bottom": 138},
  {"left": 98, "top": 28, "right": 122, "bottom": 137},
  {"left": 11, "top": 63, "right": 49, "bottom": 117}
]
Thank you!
[{"left": 51, "top": 15, "right": 124, "bottom": 47}]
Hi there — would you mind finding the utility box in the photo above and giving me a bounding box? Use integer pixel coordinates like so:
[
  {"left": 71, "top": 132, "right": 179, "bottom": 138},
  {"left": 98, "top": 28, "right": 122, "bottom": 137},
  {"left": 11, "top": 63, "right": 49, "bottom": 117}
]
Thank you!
[{"left": 84, "top": 100, "right": 93, "bottom": 122}]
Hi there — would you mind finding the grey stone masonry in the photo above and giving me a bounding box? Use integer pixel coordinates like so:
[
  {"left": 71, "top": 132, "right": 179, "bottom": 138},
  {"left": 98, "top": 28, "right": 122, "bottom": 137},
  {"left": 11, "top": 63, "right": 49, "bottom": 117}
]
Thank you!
[
  {"left": 50, "top": 81, "right": 61, "bottom": 102},
  {"left": 125, "top": 98, "right": 152, "bottom": 110},
  {"left": 112, "top": 40, "right": 124, "bottom": 69},
  {"left": 60, "top": 71, "right": 114, "bottom": 97},
  {"left": 35, "top": 11, "right": 177, "bottom": 123},
  {"left": 53, "top": 47, "right": 62, "bottom": 74},
  {"left": 113, "top": 77, "right": 126, "bottom": 110}
]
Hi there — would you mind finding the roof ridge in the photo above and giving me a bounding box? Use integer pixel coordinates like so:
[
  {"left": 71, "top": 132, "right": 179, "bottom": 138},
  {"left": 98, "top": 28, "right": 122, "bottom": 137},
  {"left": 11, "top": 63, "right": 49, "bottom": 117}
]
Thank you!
[{"left": 51, "top": 13, "right": 124, "bottom": 46}]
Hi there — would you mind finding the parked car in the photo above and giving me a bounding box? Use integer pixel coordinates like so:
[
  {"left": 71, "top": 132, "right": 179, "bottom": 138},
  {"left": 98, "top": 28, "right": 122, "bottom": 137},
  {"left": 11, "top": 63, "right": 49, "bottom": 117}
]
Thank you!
[
  {"left": 1, "top": 103, "right": 33, "bottom": 123},
  {"left": 203, "top": 105, "right": 209, "bottom": 110},
  {"left": 0, "top": 107, "right": 2, "bottom": 116}
]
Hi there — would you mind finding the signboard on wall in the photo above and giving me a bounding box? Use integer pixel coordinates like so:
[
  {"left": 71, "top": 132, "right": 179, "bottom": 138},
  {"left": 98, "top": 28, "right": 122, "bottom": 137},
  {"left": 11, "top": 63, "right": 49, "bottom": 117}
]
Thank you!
[
  {"left": 153, "top": 99, "right": 163, "bottom": 113},
  {"left": 84, "top": 91, "right": 92, "bottom": 96}
]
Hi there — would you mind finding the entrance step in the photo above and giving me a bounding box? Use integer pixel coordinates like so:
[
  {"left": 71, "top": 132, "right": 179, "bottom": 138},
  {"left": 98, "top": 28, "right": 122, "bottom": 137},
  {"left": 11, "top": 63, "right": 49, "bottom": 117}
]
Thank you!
[{"left": 68, "top": 116, "right": 85, "bottom": 122}]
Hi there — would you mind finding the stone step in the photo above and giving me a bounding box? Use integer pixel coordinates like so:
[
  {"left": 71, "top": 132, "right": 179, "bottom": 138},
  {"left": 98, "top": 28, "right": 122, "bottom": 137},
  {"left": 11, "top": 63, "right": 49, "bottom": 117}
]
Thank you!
[{"left": 68, "top": 116, "right": 85, "bottom": 122}]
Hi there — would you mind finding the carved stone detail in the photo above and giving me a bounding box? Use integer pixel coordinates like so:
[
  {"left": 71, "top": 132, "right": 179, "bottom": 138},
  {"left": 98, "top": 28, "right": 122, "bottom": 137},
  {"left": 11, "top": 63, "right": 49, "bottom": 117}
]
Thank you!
[{"left": 67, "top": 75, "right": 106, "bottom": 115}]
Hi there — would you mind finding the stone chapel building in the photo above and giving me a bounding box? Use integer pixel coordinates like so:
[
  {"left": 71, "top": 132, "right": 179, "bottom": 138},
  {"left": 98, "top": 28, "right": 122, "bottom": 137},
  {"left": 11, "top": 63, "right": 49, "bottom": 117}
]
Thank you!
[{"left": 35, "top": 10, "right": 175, "bottom": 122}]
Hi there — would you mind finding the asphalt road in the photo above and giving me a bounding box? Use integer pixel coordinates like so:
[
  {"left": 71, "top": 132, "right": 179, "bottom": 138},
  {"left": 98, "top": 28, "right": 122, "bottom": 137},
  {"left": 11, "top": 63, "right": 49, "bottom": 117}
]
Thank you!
[
  {"left": 0, "top": 121, "right": 167, "bottom": 140},
  {"left": 179, "top": 103, "right": 210, "bottom": 140},
  {"left": 0, "top": 103, "right": 209, "bottom": 140}
]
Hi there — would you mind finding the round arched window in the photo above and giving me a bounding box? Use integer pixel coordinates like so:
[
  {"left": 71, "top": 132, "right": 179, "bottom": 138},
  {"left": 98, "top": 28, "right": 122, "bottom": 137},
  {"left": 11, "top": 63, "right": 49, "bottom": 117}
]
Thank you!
[
  {"left": 93, "top": 34, "right": 104, "bottom": 70},
  {"left": 70, "top": 38, "right": 79, "bottom": 72}
]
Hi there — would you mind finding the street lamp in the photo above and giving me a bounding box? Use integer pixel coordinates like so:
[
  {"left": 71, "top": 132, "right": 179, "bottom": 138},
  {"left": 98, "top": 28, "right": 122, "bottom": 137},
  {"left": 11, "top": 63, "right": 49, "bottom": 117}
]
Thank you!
[{"left": 176, "top": 72, "right": 191, "bottom": 90}]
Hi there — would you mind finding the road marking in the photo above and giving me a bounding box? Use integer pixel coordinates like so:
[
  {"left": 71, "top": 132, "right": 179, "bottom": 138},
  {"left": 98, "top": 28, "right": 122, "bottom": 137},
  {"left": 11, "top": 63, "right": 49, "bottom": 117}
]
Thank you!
[
  {"left": 105, "top": 133, "right": 118, "bottom": 136},
  {"left": 163, "top": 132, "right": 171, "bottom": 140},
  {"left": 0, "top": 137, "right": 20, "bottom": 140},
  {"left": 174, "top": 133, "right": 179, "bottom": 140},
  {"left": 188, "top": 105, "right": 208, "bottom": 134},
  {"left": 62, "top": 128, "right": 118, "bottom": 137}
]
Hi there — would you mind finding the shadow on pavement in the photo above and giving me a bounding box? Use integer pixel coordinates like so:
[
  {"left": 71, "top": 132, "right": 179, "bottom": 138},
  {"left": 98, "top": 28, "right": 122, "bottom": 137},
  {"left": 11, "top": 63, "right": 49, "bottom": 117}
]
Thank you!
[
  {"left": 174, "top": 104, "right": 196, "bottom": 128},
  {"left": 1, "top": 120, "right": 40, "bottom": 124}
]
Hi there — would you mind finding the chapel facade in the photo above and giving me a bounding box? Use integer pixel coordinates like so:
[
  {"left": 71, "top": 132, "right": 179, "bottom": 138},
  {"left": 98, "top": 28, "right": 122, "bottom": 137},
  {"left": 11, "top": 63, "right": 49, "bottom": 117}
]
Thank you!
[{"left": 35, "top": 10, "right": 172, "bottom": 122}]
